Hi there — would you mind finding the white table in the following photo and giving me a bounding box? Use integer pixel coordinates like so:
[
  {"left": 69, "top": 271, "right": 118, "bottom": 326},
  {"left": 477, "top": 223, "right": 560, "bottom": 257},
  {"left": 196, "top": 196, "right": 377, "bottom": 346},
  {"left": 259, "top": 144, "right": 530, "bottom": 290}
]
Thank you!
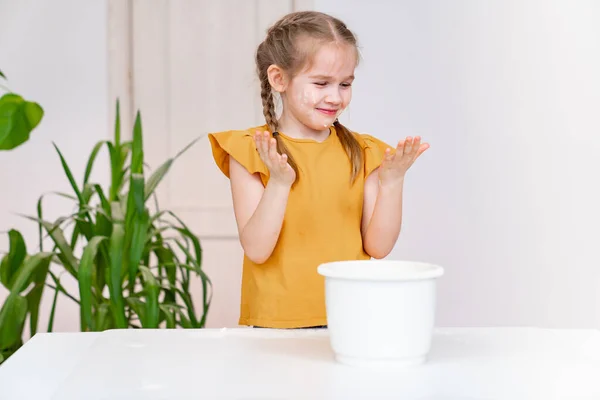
[{"left": 1, "top": 327, "right": 599, "bottom": 399}]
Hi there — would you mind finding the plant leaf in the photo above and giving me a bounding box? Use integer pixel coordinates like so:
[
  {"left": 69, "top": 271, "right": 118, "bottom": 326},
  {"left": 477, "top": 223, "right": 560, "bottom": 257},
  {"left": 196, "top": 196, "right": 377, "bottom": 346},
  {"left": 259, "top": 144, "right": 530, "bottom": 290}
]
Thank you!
[
  {"left": 0, "top": 230, "right": 27, "bottom": 289},
  {"left": 26, "top": 283, "right": 45, "bottom": 337},
  {"left": 83, "top": 140, "right": 109, "bottom": 185},
  {"left": 129, "top": 208, "right": 149, "bottom": 287},
  {"left": 109, "top": 206, "right": 127, "bottom": 329},
  {"left": 131, "top": 112, "right": 143, "bottom": 175},
  {"left": 8, "top": 252, "right": 54, "bottom": 294},
  {"left": 78, "top": 236, "right": 106, "bottom": 331},
  {"left": 107, "top": 142, "right": 121, "bottom": 202},
  {"left": 139, "top": 266, "right": 159, "bottom": 328},
  {"left": 52, "top": 143, "right": 84, "bottom": 205},
  {"left": 159, "top": 305, "right": 176, "bottom": 329},
  {"left": 0, "top": 93, "right": 43, "bottom": 151},
  {"left": 0, "top": 294, "right": 27, "bottom": 351},
  {"left": 46, "top": 283, "right": 59, "bottom": 333},
  {"left": 24, "top": 217, "right": 79, "bottom": 278},
  {"left": 95, "top": 303, "right": 112, "bottom": 331},
  {"left": 126, "top": 297, "right": 146, "bottom": 326},
  {"left": 154, "top": 245, "right": 176, "bottom": 304},
  {"left": 144, "top": 159, "right": 172, "bottom": 202}
]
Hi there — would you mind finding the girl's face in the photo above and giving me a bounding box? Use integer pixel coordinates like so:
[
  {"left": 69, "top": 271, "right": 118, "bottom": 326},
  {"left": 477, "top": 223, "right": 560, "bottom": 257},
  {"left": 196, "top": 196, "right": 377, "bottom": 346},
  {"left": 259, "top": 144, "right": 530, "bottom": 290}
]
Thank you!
[{"left": 282, "top": 43, "right": 357, "bottom": 132}]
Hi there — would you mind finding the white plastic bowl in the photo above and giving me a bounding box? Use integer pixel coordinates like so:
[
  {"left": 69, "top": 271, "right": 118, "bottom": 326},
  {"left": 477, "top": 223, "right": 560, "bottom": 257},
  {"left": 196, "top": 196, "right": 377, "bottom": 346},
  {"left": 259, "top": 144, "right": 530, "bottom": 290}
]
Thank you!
[{"left": 317, "top": 259, "right": 444, "bottom": 367}]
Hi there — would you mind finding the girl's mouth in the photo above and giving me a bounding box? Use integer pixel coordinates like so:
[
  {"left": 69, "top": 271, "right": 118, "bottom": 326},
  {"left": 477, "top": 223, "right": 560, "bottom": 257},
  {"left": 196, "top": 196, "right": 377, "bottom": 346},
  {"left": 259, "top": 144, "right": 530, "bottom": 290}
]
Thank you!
[{"left": 316, "top": 108, "right": 338, "bottom": 116}]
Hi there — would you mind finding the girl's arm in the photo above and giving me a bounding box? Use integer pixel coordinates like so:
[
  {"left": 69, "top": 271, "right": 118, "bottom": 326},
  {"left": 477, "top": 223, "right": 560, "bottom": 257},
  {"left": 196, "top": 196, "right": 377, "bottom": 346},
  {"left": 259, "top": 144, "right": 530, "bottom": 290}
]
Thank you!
[
  {"left": 229, "top": 131, "right": 296, "bottom": 264},
  {"left": 230, "top": 158, "right": 291, "bottom": 264},
  {"left": 361, "top": 170, "right": 404, "bottom": 259},
  {"left": 361, "top": 136, "right": 429, "bottom": 258}
]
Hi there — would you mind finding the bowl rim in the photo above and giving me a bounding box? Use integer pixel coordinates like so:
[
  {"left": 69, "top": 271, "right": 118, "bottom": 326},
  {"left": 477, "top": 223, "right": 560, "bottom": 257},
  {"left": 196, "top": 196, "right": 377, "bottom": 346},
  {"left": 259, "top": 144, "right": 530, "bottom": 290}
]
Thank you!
[{"left": 317, "top": 259, "right": 444, "bottom": 281}]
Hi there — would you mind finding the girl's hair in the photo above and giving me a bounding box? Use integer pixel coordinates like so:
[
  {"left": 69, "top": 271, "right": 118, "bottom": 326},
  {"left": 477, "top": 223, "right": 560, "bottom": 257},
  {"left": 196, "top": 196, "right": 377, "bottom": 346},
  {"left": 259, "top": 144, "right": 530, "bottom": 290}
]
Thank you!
[{"left": 256, "top": 11, "right": 364, "bottom": 183}]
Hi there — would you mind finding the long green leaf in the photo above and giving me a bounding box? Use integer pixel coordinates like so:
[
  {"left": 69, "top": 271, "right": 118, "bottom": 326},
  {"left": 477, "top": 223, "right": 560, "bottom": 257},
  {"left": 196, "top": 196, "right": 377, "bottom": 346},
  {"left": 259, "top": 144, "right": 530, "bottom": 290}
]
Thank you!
[
  {"left": 131, "top": 112, "right": 143, "bottom": 175},
  {"left": 35, "top": 191, "right": 79, "bottom": 252},
  {"left": 129, "top": 209, "right": 149, "bottom": 286},
  {"left": 95, "top": 303, "right": 112, "bottom": 331},
  {"left": 52, "top": 143, "right": 84, "bottom": 205},
  {"left": 107, "top": 142, "right": 121, "bottom": 202},
  {"left": 0, "top": 294, "right": 27, "bottom": 349},
  {"left": 69, "top": 184, "right": 96, "bottom": 249},
  {"left": 139, "top": 266, "right": 159, "bottom": 328},
  {"left": 78, "top": 236, "right": 106, "bottom": 331},
  {"left": 8, "top": 252, "right": 54, "bottom": 294},
  {"left": 83, "top": 140, "right": 108, "bottom": 185},
  {"left": 109, "top": 204, "right": 127, "bottom": 329},
  {"left": 0, "top": 230, "right": 27, "bottom": 289},
  {"left": 26, "top": 283, "right": 45, "bottom": 337},
  {"left": 159, "top": 305, "right": 176, "bottom": 329},
  {"left": 46, "top": 284, "right": 59, "bottom": 333},
  {"left": 92, "top": 184, "right": 112, "bottom": 231},
  {"left": 23, "top": 217, "right": 78, "bottom": 278},
  {"left": 144, "top": 159, "right": 172, "bottom": 202},
  {"left": 125, "top": 297, "right": 146, "bottom": 327},
  {"left": 154, "top": 245, "right": 176, "bottom": 304}
]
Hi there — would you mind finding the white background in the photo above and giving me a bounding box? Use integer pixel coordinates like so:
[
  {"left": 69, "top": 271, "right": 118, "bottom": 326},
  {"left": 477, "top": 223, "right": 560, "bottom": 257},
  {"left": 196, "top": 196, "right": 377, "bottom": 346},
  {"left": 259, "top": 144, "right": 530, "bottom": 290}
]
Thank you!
[{"left": 317, "top": 0, "right": 600, "bottom": 328}]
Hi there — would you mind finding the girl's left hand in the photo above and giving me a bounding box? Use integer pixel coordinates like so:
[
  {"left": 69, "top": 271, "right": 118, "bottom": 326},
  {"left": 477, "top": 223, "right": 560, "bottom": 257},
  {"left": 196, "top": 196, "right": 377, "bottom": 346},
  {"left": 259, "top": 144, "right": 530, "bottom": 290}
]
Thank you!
[{"left": 378, "top": 136, "right": 429, "bottom": 187}]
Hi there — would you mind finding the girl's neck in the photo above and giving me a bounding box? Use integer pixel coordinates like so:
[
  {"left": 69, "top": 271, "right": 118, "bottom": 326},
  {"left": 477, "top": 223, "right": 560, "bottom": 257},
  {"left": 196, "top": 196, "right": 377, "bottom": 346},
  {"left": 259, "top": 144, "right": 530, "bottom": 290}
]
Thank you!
[{"left": 277, "top": 111, "right": 331, "bottom": 142}]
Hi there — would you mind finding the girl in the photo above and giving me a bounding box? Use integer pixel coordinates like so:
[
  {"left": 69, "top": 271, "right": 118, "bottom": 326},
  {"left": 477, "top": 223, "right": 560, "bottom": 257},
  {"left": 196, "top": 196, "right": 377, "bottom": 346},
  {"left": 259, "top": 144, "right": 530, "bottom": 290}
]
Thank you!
[{"left": 208, "top": 11, "right": 428, "bottom": 329}]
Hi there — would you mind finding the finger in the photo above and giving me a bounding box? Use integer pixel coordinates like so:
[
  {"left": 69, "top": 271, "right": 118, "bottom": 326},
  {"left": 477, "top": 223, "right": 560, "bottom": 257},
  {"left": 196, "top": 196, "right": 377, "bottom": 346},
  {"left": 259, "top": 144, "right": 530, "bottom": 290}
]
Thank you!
[
  {"left": 411, "top": 136, "right": 421, "bottom": 157},
  {"left": 382, "top": 147, "right": 394, "bottom": 167},
  {"left": 403, "top": 137, "right": 413, "bottom": 155},
  {"left": 385, "top": 147, "right": 394, "bottom": 160},
  {"left": 415, "top": 143, "right": 430, "bottom": 158},
  {"left": 280, "top": 153, "right": 289, "bottom": 169},
  {"left": 394, "top": 140, "right": 404, "bottom": 160},
  {"left": 268, "top": 137, "right": 279, "bottom": 162},
  {"left": 259, "top": 131, "right": 270, "bottom": 156},
  {"left": 253, "top": 131, "right": 264, "bottom": 156}
]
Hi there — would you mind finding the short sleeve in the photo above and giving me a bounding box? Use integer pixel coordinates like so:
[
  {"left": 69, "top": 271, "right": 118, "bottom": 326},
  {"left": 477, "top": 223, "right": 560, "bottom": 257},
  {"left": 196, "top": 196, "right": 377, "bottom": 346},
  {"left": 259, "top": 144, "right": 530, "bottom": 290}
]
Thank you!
[
  {"left": 208, "top": 129, "right": 269, "bottom": 180},
  {"left": 358, "top": 134, "right": 394, "bottom": 178}
]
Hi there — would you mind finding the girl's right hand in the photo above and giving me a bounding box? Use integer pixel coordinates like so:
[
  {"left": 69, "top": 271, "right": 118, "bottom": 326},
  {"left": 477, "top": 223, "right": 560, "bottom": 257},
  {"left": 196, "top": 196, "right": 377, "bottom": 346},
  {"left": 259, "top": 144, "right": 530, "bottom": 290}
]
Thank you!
[{"left": 254, "top": 130, "right": 296, "bottom": 186}]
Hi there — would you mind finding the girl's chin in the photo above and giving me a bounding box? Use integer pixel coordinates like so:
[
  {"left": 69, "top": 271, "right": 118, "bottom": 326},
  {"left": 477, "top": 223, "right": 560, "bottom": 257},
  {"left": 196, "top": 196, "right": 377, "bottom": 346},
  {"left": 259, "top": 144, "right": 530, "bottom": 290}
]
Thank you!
[{"left": 306, "top": 115, "right": 337, "bottom": 129}]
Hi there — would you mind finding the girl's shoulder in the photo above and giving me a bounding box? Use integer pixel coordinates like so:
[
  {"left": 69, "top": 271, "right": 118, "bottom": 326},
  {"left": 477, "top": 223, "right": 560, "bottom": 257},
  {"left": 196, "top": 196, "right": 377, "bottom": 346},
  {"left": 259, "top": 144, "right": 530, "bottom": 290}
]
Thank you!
[
  {"left": 351, "top": 131, "right": 392, "bottom": 153},
  {"left": 346, "top": 129, "right": 394, "bottom": 177},
  {"left": 207, "top": 124, "right": 269, "bottom": 179}
]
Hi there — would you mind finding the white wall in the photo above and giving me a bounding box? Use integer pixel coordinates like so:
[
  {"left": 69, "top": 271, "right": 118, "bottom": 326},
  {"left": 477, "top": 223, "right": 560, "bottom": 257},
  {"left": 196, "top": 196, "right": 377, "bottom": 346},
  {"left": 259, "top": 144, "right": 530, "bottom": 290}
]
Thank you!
[
  {"left": 316, "top": 0, "right": 600, "bottom": 328},
  {"left": 0, "top": 0, "right": 109, "bottom": 334}
]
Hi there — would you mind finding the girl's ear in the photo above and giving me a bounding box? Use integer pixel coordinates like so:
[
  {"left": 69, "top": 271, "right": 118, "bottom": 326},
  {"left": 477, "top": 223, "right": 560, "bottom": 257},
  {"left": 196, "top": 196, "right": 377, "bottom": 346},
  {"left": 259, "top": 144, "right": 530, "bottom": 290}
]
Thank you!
[{"left": 267, "top": 64, "right": 288, "bottom": 93}]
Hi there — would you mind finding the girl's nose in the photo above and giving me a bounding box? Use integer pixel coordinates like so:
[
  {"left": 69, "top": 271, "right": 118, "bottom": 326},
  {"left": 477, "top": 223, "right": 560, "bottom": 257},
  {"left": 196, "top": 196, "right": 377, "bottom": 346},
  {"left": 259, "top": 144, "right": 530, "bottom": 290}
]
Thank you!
[{"left": 325, "top": 89, "right": 342, "bottom": 105}]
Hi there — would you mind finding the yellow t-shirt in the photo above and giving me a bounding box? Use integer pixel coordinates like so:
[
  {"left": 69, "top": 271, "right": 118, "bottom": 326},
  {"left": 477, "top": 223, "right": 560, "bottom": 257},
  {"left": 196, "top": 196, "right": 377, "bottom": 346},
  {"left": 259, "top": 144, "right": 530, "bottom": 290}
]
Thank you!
[{"left": 208, "top": 124, "right": 391, "bottom": 328}]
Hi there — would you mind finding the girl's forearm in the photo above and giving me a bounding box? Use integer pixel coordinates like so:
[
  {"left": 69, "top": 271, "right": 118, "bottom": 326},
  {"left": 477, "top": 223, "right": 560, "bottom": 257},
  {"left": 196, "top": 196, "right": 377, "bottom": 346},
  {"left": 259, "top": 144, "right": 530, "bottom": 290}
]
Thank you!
[
  {"left": 240, "top": 180, "right": 291, "bottom": 264},
  {"left": 363, "top": 179, "right": 404, "bottom": 259}
]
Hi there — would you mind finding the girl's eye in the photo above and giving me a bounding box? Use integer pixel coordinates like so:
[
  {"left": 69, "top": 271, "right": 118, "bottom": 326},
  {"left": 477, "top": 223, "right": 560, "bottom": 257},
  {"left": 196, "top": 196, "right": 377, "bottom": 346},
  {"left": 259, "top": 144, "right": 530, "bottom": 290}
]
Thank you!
[
  {"left": 314, "top": 82, "right": 327, "bottom": 86},
  {"left": 341, "top": 83, "right": 352, "bottom": 88}
]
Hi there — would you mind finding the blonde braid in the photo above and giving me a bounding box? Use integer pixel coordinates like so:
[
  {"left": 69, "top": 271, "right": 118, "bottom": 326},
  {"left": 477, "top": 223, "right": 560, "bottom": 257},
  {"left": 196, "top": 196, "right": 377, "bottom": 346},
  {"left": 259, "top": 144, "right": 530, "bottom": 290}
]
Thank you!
[{"left": 258, "top": 66, "right": 299, "bottom": 180}]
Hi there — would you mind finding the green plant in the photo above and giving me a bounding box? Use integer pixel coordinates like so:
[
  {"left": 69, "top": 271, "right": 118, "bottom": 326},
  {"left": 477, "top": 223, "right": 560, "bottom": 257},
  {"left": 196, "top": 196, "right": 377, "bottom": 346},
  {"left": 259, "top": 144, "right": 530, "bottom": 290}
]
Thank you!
[
  {"left": 0, "top": 69, "right": 44, "bottom": 151},
  {"left": 0, "top": 230, "right": 53, "bottom": 363},
  {"left": 0, "top": 100, "right": 211, "bottom": 364}
]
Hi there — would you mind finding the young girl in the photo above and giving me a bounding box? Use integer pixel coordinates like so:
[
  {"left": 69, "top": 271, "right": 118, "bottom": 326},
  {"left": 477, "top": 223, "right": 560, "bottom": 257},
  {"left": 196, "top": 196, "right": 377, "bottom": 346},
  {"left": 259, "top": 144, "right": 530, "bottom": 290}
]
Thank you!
[{"left": 208, "top": 11, "right": 428, "bottom": 329}]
